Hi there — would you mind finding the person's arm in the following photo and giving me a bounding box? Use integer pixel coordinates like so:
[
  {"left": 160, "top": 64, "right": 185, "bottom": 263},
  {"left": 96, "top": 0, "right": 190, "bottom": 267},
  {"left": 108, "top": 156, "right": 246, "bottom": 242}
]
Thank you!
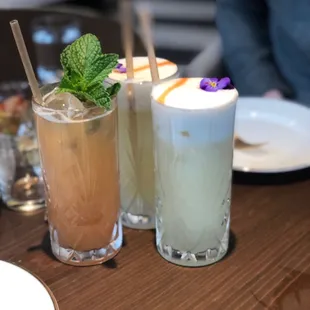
[{"left": 216, "top": 0, "right": 292, "bottom": 97}]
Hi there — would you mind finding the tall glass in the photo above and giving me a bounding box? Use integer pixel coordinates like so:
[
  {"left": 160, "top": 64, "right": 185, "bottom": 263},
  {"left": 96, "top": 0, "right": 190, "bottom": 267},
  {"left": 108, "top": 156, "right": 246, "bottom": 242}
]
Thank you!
[
  {"left": 109, "top": 57, "right": 178, "bottom": 229},
  {"left": 152, "top": 78, "right": 238, "bottom": 267},
  {"left": 33, "top": 84, "right": 122, "bottom": 266}
]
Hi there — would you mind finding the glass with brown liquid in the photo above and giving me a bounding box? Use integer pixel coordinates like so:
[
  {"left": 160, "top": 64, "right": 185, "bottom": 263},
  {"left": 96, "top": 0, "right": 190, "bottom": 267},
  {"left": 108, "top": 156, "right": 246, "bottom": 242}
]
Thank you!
[{"left": 33, "top": 84, "right": 122, "bottom": 266}]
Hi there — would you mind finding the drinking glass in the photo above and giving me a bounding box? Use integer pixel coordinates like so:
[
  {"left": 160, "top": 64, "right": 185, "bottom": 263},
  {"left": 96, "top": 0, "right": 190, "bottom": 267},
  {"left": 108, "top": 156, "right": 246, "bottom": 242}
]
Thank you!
[
  {"left": 109, "top": 57, "right": 179, "bottom": 229},
  {"left": 152, "top": 79, "right": 237, "bottom": 267},
  {"left": 0, "top": 134, "right": 16, "bottom": 204},
  {"left": 33, "top": 84, "right": 122, "bottom": 266},
  {"left": 31, "top": 15, "right": 81, "bottom": 84},
  {"left": 0, "top": 81, "right": 44, "bottom": 212}
]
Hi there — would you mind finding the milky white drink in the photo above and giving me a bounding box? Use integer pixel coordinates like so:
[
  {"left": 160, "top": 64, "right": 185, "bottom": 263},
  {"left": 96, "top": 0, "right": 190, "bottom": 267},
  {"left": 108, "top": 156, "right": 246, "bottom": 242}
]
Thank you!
[
  {"left": 109, "top": 57, "right": 178, "bottom": 229},
  {"left": 152, "top": 78, "right": 238, "bottom": 267}
]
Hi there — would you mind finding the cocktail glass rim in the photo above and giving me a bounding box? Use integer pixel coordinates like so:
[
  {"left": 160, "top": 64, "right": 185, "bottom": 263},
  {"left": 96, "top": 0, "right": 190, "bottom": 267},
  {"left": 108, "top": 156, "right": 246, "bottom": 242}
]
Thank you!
[
  {"left": 107, "top": 59, "right": 179, "bottom": 85},
  {"left": 32, "top": 82, "right": 116, "bottom": 119}
]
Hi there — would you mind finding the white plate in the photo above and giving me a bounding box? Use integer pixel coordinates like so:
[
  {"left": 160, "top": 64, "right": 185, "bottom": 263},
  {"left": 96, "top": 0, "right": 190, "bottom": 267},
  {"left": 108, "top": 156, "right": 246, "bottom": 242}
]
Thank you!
[
  {"left": 0, "top": 261, "right": 57, "bottom": 310},
  {"left": 233, "top": 97, "right": 310, "bottom": 173}
]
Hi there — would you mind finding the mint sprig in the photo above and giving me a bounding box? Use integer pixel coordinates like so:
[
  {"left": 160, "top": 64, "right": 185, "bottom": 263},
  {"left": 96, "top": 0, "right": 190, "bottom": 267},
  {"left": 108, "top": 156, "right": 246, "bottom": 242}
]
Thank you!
[{"left": 57, "top": 34, "right": 121, "bottom": 109}]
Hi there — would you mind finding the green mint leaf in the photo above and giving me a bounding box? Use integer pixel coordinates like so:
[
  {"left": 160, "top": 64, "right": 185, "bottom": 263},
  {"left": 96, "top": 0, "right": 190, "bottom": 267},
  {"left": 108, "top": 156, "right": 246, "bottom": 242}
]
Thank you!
[
  {"left": 60, "top": 34, "right": 100, "bottom": 86},
  {"left": 87, "top": 53, "right": 119, "bottom": 87},
  {"left": 58, "top": 33, "right": 121, "bottom": 109},
  {"left": 58, "top": 75, "right": 74, "bottom": 90},
  {"left": 57, "top": 83, "right": 111, "bottom": 109},
  {"left": 60, "top": 34, "right": 118, "bottom": 89},
  {"left": 87, "top": 83, "right": 111, "bottom": 108},
  {"left": 106, "top": 82, "right": 121, "bottom": 97}
]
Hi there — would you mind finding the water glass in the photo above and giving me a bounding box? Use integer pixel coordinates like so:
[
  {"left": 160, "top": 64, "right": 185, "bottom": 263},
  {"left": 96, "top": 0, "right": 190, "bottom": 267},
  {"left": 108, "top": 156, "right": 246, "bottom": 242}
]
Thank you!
[
  {"left": 0, "top": 82, "right": 44, "bottom": 212},
  {"left": 31, "top": 14, "right": 81, "bottom": 84}
]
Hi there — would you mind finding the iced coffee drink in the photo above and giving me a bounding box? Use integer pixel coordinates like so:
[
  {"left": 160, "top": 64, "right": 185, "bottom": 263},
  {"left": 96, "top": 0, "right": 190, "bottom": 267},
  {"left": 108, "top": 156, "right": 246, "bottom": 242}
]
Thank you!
[
  {"left": 33, "top": 34, "right": 122, "bottom": 266},
  {"left": 152, "top": 77, "right": 238, "bottom": 267},
  {"left": 108, "top": 57, "right": 178, "bottom": 229}
]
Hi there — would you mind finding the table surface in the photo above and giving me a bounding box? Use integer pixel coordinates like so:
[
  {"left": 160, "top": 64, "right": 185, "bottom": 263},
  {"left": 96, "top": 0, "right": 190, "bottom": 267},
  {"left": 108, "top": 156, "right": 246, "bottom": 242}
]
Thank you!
[{"left": 1, "top": 173, "right": 310, "bottom": 310}]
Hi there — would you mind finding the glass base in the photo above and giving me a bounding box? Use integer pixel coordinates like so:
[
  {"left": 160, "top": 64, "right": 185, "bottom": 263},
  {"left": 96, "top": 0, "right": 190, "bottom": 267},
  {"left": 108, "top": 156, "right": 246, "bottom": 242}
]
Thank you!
[
  {"left": 121, "top": 211, "right": 155, "bottom": 230},
  {"left": 156, "top": 231, "right": 229, "bottom": 267},
  {"left": 50, "top": 219, "right": 122, "bottom": 266}
]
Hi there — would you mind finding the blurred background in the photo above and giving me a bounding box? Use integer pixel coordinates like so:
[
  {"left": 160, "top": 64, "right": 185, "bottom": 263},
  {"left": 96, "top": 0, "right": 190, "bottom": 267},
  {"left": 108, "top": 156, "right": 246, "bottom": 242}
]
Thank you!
[
  {"left": 0, "top": 0, "right": 219, "bottom": 81},
  {"left": 132, "top": 0, "right": 217, "bottom": 67}
]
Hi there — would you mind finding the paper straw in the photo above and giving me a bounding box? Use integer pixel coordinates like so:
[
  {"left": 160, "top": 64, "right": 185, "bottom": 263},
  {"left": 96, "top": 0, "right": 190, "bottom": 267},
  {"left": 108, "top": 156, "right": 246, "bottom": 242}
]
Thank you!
[
  {"left": 137, "top": 5, "right": 159, "bottom": 83},
  {"left": 120, "top": 0, "right": 135, "bottom": 80},
  {"left": 119, "top": 0, "right": 141, "bottom": 195},
  {"left": 10, "top": 20, "right": 43, "bottom": 105}
]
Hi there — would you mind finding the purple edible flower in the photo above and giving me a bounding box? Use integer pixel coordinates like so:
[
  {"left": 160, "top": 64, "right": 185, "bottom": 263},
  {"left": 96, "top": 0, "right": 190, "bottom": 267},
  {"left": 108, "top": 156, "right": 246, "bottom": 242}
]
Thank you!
[
  {"left": 114, "top": 63, "right": 127, "bottom": 73},
  {"left": 199, "top": 77, "right": 232, "bottom": 92}
]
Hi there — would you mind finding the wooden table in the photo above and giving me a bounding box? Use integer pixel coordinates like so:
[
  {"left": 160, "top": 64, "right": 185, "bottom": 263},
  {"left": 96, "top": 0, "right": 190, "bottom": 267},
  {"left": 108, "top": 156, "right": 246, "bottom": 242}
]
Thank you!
[{"left": 1, "top": 171, "right": 310, "bottom": 310}]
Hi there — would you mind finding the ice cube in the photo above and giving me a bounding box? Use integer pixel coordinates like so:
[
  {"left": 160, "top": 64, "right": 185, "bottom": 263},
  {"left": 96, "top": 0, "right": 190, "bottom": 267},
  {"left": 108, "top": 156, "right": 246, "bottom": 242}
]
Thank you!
[
  {"left": 45, "top": 92, "right": 82, "bottom": 110},
  {"left": 43, "top": 89, "right": 58, "bottom": 107},
  {"left": 45, "top": 92, "right": 86, "bottom": 120}
]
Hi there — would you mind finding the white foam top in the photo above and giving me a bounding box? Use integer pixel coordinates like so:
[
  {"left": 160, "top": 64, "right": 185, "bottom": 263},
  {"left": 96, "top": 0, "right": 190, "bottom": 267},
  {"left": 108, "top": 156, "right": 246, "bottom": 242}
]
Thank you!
[
  {"left": 152, "top": 78, "right": 239, "bottom": 110},
  {"left": 108, "top": 56, "right": 178, "bottom": 82}
]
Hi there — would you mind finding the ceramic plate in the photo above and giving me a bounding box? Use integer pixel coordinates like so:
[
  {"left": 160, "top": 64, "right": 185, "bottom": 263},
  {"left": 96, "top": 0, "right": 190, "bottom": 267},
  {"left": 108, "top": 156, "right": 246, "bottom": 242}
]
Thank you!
[
  {"left": 233, "top": 97, "right": 310, "bottom": 173},
  {"left": 0, "top": 260, "right": 58, "bottom": 310}
]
